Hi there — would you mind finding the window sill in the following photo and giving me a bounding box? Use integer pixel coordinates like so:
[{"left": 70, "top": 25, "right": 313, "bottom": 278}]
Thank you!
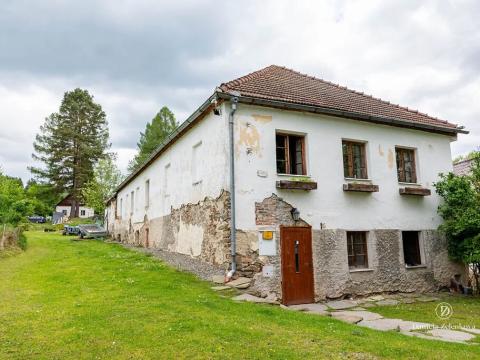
[
  {"left": 405, "top": 264, "right": 427, "bottom": 269},
  {"left": 399, "top": 187, "right": 431, "bottom": 196},
  {"left": 349, "top": 268, "right": 374, "bottom": 273},
  {"left": 276, "top": 179, "right": 317, "bottom": 191},
  {"left": 344, "top": 177, "right": 372, "bottom": 182},
  {"left": 277, "top": 173, "right": 312, "bottom": 178},
  {"left": 343, "top": 183, "right": 379, "bottom": 193}
]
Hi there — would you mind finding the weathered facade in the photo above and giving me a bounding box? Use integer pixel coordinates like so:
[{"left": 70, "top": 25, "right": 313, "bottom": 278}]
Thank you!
[{"left": 106, "top": 65, "right": 467, "bottom": 303}]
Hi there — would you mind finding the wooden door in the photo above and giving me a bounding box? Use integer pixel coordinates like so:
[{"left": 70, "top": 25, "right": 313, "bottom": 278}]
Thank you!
[{"left": 281, "top": 226, "right": 314, "bottom": 305}]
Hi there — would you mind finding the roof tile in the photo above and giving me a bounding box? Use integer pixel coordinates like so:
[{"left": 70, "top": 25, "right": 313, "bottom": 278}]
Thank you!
[{"left": 219, "top": 65, "right": 459, "bottom": 130}]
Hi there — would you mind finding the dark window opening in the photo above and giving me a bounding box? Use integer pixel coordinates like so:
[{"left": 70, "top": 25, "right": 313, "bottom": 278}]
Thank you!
[
  {"left": 396, "top": 147, "right": 417, "bottom": 183},
  {"left": 80, "top": 210, "right": 86, "bottom": 216},
  {"left": 276, "top": 134, "right": 306, "bottom": 175},
  {"left": 342, "top": 140, "right": 367, "bottom": 179},
  {"left": 402, "top": 231, "right": 422, "bottom": 266},
  {"left": 347, "top": 231, "right": 368, "bottom": 269}
]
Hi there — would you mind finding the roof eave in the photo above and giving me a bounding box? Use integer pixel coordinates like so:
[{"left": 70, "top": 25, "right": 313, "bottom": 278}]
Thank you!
[{"left": 217, "top": 92, "right": 468, "bottom": 136}]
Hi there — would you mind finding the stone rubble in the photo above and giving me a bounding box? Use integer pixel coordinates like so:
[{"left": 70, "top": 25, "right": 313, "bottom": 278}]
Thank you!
[{"left": 226, "top": 277, "right": 252, "bottom": 289}]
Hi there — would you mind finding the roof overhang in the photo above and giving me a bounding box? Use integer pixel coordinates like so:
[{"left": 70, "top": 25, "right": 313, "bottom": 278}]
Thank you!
[{"left": 216, "top": 92, "right": 468, "bottom": 136}]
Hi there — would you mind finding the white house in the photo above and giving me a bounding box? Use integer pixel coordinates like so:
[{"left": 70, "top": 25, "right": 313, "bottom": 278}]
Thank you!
[
  {"left": 106, "top": 65, "right": 467, "bottom": 304},
  {"left": 55, "top": 194, "right": 95, "bottom": 219}
]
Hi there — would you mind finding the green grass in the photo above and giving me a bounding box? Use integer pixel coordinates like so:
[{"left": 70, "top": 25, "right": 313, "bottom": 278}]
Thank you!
[
  {"left": 0, "top": 232, "right": 479, "bottom": 359},
  {"left": 373, "top": 295, "right": 480, "bottom": 332}
]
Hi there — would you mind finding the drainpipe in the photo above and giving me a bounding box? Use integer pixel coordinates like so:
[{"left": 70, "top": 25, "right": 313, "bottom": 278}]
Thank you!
[{"left": 227, "top": 96, "right": 239, "bottom": 280}]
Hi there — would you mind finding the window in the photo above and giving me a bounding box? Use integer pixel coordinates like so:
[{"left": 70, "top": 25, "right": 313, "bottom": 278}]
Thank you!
[
  {"left": 125, "top": 194, "right": 129, "bottom": 217},
  {"left": 192, "top": 141, "right": 202, "bottom": 184},
  {"left": 145, "top": 180, "right": 150, "bottom": 208},
  {"left": 276, "top": 133, "right": 306, "bottom": 175},
  {"left": 62, "top": 209, "right": 67, "bottom": 216},
  {"left": 347, "top": 231, "right": 368, "bottom": 269},
  {"left": 119, "top": 198, "right": 123, "bottom": 218},
  {"left": 342, "top": 140, "right": 367, "bottom": 179},
  {"left": 80, "top": 210, "right": 86, "bottom": 216},
  {"left": 130, "top": 191, "right": 134, "bottom": 215},
  {"left": 136, "top": 187, "right": 140, "bottom": 212},
  {"left": 164, "top": 164, "right": 171, "bottom": 197},
  {"left": 402, "top": 231, "right": 422, "bottom": 266},
  {"left": 396, "top": 147, "right": 417, "bottom": 183}
]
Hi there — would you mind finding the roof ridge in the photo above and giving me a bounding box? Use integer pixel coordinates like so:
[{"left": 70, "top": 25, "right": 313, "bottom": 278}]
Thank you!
[{"left": 274, "top": 65, "right": 451, "bottom": 125}]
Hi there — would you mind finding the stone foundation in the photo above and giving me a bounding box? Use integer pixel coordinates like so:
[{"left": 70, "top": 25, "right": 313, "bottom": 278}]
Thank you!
[{"left": 111, "top": 190, "right": 231, "bottom": 269}]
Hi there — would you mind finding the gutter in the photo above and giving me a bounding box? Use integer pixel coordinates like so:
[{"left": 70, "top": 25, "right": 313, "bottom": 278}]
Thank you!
[
  {"left": 227, "top": 96, "right": 239, "bottom": 279},
  {"left": 216, "top": 92, "right": 469, "bottom": 136}
]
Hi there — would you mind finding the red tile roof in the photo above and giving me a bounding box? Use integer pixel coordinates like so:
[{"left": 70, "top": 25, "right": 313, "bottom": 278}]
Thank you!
[{"left": 219, "top": 65, "right": 460, "bottom": 131}]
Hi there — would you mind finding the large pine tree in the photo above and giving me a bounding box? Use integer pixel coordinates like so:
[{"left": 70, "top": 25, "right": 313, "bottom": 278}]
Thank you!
[
  {"left": 128, "top": 106, "right": 178, "bottom": 172},
  {"left": 30, "top": 88, "right": 109, "bottom": 217}
]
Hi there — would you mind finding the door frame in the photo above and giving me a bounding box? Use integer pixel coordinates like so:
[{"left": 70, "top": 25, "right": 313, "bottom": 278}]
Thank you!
[{"left": 280, "top": 225, "right": 315, "bottom": 305}]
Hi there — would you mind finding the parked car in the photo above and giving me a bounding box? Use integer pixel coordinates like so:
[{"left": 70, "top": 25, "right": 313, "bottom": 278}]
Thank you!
[
  {"left": 78, "top": 224, "right": 107, "bottom": 239},
  {"left": 28, "top": 216, "right": 46, "bottom": 223},
  {"left": 62, "top": 225, "right": 80, "bottom": 236}
]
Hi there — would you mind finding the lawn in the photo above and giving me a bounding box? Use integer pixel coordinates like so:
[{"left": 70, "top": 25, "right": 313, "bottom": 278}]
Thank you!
[{"left": 0, "top": 232, "right": 479, "bottom": 359}]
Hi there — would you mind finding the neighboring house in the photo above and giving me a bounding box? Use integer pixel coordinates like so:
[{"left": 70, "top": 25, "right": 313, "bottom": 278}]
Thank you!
[
  {"left": 453, "top": 158, "right": 474, "bottom": 176},
  {"left": 55, "top": 194, "right": 94, "bottom": 219},
  {"left": 105, "top": 65, "right": 468, "bottom": 304}
]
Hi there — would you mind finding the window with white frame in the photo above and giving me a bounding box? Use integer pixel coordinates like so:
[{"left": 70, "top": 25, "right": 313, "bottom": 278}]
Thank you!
[
  {"left": 145, "top": 180, "right": 150, "bottom": 208},
  {"left": 192, "top": 141, "right": 202, "bottom": 184}
]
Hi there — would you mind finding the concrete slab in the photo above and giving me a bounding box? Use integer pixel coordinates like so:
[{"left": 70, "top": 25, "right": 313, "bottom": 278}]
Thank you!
[
  {"left": 362, "top": 303, "right": 376, "bottom": 308},
  {"left": 212, "top": 275, "right": 225, "bottom": 284},
  {"left": 232, "top": 294, "right": 277, "bottom": 304},
  {"left": 211, "top": 285, "right": 230, "bottom": 291},
  {"left": 358, "top": 318, "right": 404, "bottom": 331},
  {"left": 369, "top": 295, "right": 385, "bottom": 301},
  {"left": 344, "top": 311, "right": 383, "bottom": 321},
  {"left": 398, "top": 321, "right": 432, "bottom": 332},
  {"left": 331, "top": 313, "right": 363, "bottom": 324},
  {"left": 416, "top": 296, "right": 439, "bottom": 302},
  {"left": 376, "top": 299, "right": 400, "bottom": 306},
  {"left": 400, "top": 331, "right": 469, "bottom": 344},
  {"left": 226, "top": 277, "right": 251, "bottom": 289},
  {"left": 461, "top": 327, "right": 480, "bottom": 335},
  {"left": 428, "top": 329, "right": 475, "bottom": 342},
  {"left": 326, "top": 300, "right": 358, "bottom": 310},
  {"left": 288, "top": 303, "right": 328, "bottom": 313},
  {"left": 402, "top": 298, "right": 416, "bottom": 304}
]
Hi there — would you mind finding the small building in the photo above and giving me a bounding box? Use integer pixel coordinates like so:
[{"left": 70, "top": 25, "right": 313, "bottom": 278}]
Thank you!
[
  {"left": 106, "top": 65, "right": 467, "bottom": 304},
  {"left": 55, "top": 194, "right": 94, "bottom": 219}
]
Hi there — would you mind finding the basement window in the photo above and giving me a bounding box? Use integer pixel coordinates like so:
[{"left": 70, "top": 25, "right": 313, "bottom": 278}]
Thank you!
[
  {"left": 347, "top": 231, "right": 368, "bottom": 269},
  {"left": 342, "top": 140, "right": 368, "bottom": 179},
  {"left": 396, "top": 147, "right": 417, "bottom": 183},
  {"left": 402, "top": 231, "right": 422, "bottom": 266},
  {"left": 276, "top": 133, "right": 306, "bottom": 175}
]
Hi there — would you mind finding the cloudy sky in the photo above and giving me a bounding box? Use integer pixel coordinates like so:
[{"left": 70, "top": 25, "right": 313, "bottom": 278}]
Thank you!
[{"left": 1, "top": 0, "right": 478, "bottom": 182}]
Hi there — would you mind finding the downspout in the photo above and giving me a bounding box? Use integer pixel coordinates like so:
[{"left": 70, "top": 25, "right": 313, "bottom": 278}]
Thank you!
[{"left": 227, "top": 96, "right": 239, "bottom": 281}]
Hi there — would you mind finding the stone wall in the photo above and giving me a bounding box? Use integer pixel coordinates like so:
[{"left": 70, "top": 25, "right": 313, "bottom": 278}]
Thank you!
[
  {"left": 112, "top": 190, "right": 231, "bottom": 269},
  {"left": 312, "top": 229, "right": 465, "bottom": 299}
]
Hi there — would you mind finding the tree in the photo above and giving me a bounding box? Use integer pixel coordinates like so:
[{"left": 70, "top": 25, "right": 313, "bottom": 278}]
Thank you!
[
  {"left": 25, "top": 180, "right": 59, "bottom": 217},
  {"left": 82, "top": 154, "right": 123, "bottom": 215},
  {"left": 435, "top": 151, "right": 480, "bottom": 293},
  {"left": 128, "top": 106, "right": 178, "bottom": 172},
  {"left": 0, "top": 171, "right": 33, "bottom": 225},
  {"left": 30, "top": 89, "right": 110, "bottom": 217}
]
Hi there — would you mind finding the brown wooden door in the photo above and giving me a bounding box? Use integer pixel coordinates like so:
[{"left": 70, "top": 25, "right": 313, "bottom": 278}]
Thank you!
[{"left": 281, "top": 226, "right": 314, "bottom": 305}]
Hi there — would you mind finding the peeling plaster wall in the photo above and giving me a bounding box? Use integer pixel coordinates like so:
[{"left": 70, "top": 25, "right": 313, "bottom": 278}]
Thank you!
[{"left": 233, "top": 104, "right": 455, "bottom": 231}]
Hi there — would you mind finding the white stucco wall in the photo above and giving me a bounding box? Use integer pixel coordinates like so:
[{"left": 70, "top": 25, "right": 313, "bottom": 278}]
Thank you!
[
  {"left": 55, "top": 205, "right": 94, "bottom": 218},
  {"left": 232, "top": 104, "right": 456, "bottom": 231},
  {"left": 114, "top": 104, "right": 229, "bottom": 225}
]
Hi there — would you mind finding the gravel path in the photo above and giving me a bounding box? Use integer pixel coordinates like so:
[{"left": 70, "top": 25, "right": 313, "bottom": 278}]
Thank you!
[{"left": 121, "top": 243, "right": 225, "bottom": 281}]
